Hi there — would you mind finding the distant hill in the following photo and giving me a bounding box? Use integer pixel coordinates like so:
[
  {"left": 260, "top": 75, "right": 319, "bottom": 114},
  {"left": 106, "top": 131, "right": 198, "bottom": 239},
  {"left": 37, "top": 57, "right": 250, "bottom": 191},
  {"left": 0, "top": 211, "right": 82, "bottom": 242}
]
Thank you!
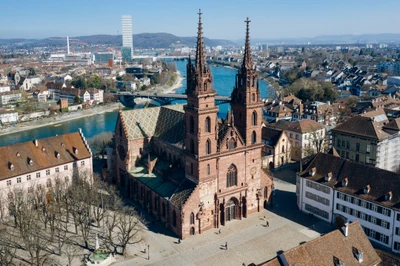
[
  {"left": 246, "top": 33, "right": 400, "bottom": 45},
  {"left": 0, "top": 33, "right": 236, "bottom": 49}
]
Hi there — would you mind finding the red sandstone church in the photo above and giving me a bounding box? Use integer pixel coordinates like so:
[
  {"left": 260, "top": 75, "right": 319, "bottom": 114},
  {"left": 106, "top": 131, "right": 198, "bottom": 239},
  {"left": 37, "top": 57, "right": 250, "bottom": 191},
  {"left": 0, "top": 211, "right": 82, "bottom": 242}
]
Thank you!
[{"left": 114, "top": 11, "right": 274, "bottom": 239}]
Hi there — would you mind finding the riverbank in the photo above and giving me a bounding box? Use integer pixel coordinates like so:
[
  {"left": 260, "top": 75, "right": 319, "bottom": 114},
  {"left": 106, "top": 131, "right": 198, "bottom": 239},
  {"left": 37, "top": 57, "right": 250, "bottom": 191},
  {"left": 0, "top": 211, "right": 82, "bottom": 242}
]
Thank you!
[
  {"left": 0, "top": 70, "right": 184, "bottom": 138},
  {"left": 0, "top": 103, "right": 121, "bottom": 137}
]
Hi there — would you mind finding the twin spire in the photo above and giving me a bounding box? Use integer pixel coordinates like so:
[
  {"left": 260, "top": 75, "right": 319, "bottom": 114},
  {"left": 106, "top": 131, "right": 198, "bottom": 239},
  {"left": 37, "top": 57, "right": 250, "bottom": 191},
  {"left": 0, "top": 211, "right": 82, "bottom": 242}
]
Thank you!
[{"left": 193, "top": 10, "right": 253, "bottom": 75}]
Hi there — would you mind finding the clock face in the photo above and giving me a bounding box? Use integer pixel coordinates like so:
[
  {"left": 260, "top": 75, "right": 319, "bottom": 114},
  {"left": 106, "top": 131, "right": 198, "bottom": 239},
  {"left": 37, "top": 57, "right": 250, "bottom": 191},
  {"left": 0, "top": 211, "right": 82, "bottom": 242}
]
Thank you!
[{"left": 118, "top": 145, "right": 126, "bottom": 161}]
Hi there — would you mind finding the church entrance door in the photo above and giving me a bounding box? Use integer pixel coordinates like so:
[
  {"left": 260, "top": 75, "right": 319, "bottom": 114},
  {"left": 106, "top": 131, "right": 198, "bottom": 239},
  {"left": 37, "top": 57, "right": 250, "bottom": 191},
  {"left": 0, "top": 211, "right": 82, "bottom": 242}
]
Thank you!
[{"left": 225, "top": 199, "right": 237, "bottom": 222}]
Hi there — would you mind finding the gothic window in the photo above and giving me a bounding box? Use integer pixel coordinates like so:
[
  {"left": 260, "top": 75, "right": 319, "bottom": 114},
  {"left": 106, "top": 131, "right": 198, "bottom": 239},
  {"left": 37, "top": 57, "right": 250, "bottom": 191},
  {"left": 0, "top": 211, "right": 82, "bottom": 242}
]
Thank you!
[
  {"left": 252, "top": 131, "right": 257, "bottom": 144},
  {"left": 190, "top": 139, "right": 195, "bottom": 153},
  {"left": 205, "top": 117, "right": 211, "bottom": 133},
  {"left": 227, "top": 164, "right": 237, "bottom": 188},
  {"left": 162, "top": 203, "right": 166, "bottom": 217},
  {"left": 252, "top": 93, "right": 255, "bottom": 102},
  {"left": 172, "top": 211, "right": 177, "bottom": 227},
  {"left": 189, "top": 116, "right": 194, "bottom": 133},
  {"left": 207, "top": 164, "right": 210, "bottom": 175},
  {"left": 252, "top": 111, "right": 257, "bottom": 125},
  {"left": 206, "top": 139, "right": 211, "bottom": 155},
  {"left": 252, "top": 77, "right": 255, "bottom": 86},
  {"left": 282, "top": 145, "right": 285, "bottom": 153},
  {"left": 204, "top": 82, "right": 207, "bottom": 91},
  {"left": 190, "top": 227, "right": 195, "bottom": 235},
  {"left": 190, "top": 212, "right": 195, "bottom": 224}
]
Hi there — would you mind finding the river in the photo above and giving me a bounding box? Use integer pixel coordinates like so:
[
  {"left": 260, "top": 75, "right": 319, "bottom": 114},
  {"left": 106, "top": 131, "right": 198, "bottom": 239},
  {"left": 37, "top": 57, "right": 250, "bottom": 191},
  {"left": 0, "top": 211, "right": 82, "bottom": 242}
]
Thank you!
[{"left": 0, "top": 61, "right": 274, "bottom": 147}]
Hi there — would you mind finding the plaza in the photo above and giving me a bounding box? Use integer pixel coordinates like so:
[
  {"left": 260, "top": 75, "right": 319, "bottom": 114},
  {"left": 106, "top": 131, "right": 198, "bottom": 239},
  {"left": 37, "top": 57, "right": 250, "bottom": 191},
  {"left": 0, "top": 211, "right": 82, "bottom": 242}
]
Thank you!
[{"left": 114, "top": 166, "right": 335, "bottom": 266}]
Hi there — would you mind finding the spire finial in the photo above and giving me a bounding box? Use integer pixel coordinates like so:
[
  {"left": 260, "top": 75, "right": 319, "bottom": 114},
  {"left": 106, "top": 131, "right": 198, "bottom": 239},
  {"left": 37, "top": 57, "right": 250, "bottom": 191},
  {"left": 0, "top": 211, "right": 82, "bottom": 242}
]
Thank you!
[
  {"left": 195, "top": 9, "right": 206, "bottom": 74},
  {"left": 243, "top": 17, "right": 253, "bottom": 70}
]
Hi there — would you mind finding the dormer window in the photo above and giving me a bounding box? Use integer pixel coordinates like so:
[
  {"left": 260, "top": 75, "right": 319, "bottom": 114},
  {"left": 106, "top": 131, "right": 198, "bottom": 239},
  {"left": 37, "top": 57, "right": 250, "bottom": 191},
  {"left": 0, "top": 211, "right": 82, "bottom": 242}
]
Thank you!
[
  {"left": 385, "top": 191, "right": 392, "bottom": 201},
  {"left": 56, "top": 152, "right": 60, "bottom": 159},
  {"left": 16, "top": 152, "right": 20, "bottom": 157},
  {"left": 42, "top": 147, "right": 46, "bottom": 152},
  {"left": 325, "top": 172, "right": 332, "bottom": 182},
  {"left": 353, "top": 247, "right": 363, "bottom": 263},
  {"left": 342, "top": 178, "right": 348, "bottom": 187},
  {"left": 309, "top": 167, "right": 316, "bottom": 176},
  {"left": 9, "top": 163, "right": 14, "bottom": 171},
  {"left": 363, "top": 185, "right": 370, "bottom": 194},
  {"left": 73, "top": 148, "right": 78, "bottom": 155},
  {"left": 28, "top": 158, "right": 33, "bottom": 166}
]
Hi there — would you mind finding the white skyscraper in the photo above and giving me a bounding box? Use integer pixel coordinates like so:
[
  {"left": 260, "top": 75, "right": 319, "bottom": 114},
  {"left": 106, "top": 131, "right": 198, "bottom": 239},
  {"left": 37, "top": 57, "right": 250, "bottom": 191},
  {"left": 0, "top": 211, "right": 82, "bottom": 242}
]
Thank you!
[{"left": 121, "top": 15, "right": 133, "bottom": 60}]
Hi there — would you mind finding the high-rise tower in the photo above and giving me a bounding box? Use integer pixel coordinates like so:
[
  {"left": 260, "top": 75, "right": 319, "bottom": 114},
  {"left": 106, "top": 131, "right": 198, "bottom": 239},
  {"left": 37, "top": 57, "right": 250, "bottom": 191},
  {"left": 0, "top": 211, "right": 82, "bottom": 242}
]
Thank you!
[
  {"left": 121, "top": 15, "right": 133, "bottom": 61},
  {"left": 231, "top": 18, "right": 263, "bottom": 146},
  {"left": 184, "top": 10, "right": 218, "bottom": 183}
]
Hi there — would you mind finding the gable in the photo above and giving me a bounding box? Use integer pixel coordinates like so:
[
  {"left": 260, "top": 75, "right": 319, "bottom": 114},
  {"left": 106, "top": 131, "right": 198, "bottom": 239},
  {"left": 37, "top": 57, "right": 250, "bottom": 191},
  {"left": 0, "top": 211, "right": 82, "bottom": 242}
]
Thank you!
[{"left": 218, "top": 124, "right": 245, "bottom": 152}]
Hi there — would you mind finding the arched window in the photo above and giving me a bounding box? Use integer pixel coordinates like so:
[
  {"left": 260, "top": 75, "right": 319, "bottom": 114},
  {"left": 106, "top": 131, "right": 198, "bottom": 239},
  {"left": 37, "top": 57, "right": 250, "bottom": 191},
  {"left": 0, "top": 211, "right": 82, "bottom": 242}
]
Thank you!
[
  {"left": 190, "top": 212, "right": 195, "bottom": 224},
  {"left": 162, "top": 203, "right": 166, "bottom": 217},
  {"left": 190, "top": 139, "right": 195, "bottom": 153},
  {"left": 189, "top": 116, "right": 194, "bottom": 133},
  {"left": 252, "top": 111, "right": 257, "bottom": 126},
  {"left": 206, "top": 139, "right": 211, "bottom": 155},
  {"left": 207, "top": 164, "right": 210, "bottom": 175},
  {"left": 190, "top": 227, "right": 195, "bottom": 235},
  {"left": 282, "top": 145, "right": 285, "bottom": 153},
  {"left": 205, "top": 117, "right": 211, "bottom": 133},
  {"left": 204, "top": 82, "right": 207, "bottom": 91},
  {"left": 252, "top": 131, "right": 257, "bottom": 144},
  {"left": 252, "top": 93, "right": 255, "bottom": 102},
  {"left": 227, "top": 164, "right": 237, "bottom": 187},
  {"left": 190, "top": 163, "right": 194, "bottom": 175},
  {"left": 172, "top": 211, "right": 177, "bottom": 227}
]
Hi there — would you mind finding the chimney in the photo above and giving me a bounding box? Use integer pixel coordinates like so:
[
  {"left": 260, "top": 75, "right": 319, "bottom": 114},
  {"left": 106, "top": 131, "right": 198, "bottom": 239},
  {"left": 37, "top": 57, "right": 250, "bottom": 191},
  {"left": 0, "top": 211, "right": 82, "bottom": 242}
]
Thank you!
[{"left": 344, "top": 222, "right": 349, "bottom": 237}]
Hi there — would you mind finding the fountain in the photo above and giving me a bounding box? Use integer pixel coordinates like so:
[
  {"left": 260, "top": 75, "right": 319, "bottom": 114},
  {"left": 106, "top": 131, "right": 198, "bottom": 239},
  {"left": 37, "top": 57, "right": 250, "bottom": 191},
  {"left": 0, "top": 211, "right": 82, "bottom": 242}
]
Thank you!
[{"left": 85, "top": 234, "right": 114, "bottom": 266}]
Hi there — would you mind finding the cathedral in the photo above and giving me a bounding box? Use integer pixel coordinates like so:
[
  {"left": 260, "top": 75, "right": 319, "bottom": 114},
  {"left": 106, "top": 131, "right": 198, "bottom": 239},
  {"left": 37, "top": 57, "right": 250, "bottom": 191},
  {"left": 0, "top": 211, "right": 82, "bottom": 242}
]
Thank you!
[{"left": 114, "top": 11, "right": 273, "bottom": 239}]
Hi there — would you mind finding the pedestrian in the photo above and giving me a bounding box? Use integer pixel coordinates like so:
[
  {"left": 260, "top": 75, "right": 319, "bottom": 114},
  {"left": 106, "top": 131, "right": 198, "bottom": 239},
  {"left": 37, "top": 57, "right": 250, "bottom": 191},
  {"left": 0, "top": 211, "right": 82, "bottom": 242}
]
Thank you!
[
  {"left": 225, "top": 242, "right": 228, "bottom": 250},
  {"left": 178, "top": 238, "right": 181, "bottom": 244},
  {"left": 218, "top": 228, "right": 221, "bottom": 234},
  {"left": 267, "top": 221, "right": 269, "bottom": 227}
]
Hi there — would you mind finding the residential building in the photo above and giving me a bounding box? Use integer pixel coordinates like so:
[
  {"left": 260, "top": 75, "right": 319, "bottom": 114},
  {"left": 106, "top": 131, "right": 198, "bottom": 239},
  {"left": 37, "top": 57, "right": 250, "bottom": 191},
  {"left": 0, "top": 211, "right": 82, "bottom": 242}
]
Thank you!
[
  {"left": 267, "top": 119, "right": 326, "bottom": 160},
  {"left": 53, "top": 87, "right": 90, "bottom": 104},
  {"left": 122, "top": 15, "right": 133, "bottom": 61},
  {"left": 297, "top": 152, "right": 400, "bottom": 253},
  {"left": 331, "top": 115, "right": 400, "bottom": 172},
  {"left": 262, "top": 127, "right": 291, "bottom": 169},
  {"left": 0, "top": 91, "right": 22, "bottom": 106},
  {"left": 0, "top": 130, "right": 92, "bottom": 217},
  {"left": 261, "top": 221, "right": 381, "bottom": 266},
  {"left": 33, "top": 86, "right": 49, "bottom": 102},
  {"left": 114, "top": 14, "right": 273, "bottom": 239},
  {"left": 0, "top": 109, "right": 18, "bottom": 124},
  {"left": 0, "top": 85, "right": 10, "bottom": 93}
]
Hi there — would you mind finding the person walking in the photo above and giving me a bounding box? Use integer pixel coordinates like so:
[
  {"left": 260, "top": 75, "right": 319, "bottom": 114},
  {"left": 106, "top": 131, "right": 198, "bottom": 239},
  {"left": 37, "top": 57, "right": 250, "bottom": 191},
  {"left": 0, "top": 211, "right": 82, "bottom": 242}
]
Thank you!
[
  {"left": 267, "top": 221, "right": 269, "bottom": 227},
  {"left": 225, "top": 242, "right": 228, "bottom": 250},
  {"left": 218, "top": 228, "right": 221, "bottom": 234}
]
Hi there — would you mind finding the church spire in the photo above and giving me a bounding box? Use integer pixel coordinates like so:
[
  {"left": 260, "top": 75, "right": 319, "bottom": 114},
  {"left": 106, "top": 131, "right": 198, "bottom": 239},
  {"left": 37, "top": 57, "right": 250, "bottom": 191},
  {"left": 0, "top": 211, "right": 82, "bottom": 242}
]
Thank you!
[
  {"left": 195, "top": 9, "right": 206, "bottom": 75},
  {"left": 242, "top": 17, "right": 253, "bottom": 71}
]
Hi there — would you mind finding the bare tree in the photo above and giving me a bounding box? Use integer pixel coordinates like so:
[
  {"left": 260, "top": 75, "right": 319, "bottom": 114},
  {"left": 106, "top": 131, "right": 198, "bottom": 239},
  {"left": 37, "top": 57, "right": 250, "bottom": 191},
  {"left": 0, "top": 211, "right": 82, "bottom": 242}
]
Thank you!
[
  {"left": 117, "top": 206, "right": 143, "bottom": 256},
  {"left": 0, "top": 225, "right": 16, "bottom": 266}
]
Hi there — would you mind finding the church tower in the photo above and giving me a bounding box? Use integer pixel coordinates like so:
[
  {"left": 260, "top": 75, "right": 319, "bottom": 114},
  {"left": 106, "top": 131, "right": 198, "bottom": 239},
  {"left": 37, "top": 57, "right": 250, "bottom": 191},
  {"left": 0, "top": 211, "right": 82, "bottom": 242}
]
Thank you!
[
  {"left": 184, "top": 10, "right": 218, "bottom": 183},
  {"left": 231, "top": 18, "right": 263, "bottom": 146}
]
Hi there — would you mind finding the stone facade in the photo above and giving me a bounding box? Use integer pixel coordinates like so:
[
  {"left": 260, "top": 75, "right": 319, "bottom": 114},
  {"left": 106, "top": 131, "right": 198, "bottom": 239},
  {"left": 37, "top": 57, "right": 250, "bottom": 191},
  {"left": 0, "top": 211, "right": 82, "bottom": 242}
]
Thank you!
[{"left": 114, "top": 13, "right": 273, "bottom": 239}]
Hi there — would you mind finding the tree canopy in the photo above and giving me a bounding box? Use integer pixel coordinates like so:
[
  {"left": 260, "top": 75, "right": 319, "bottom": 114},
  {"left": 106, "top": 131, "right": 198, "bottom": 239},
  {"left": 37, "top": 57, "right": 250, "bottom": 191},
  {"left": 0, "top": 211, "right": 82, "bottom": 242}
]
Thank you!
[{"left": 288, "top": 78, "right": 338, "bottom": 102}]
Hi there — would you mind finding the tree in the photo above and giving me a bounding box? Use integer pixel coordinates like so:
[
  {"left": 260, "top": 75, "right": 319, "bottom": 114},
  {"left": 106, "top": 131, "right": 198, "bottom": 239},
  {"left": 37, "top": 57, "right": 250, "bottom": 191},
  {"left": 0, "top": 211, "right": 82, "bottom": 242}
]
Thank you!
[
  {"left": 0, "top": 225, "right": 16, "bottom": 266},
  {"left": 28, "top": 68, "right": 36, "bottom": 76},
  {"left": 88, "top": 132, "right": 113, "bottom": 158},
  {"left": 88, "top": 76, "right": 101, "bottom": 89},
  {"left": 73, "top": 95, "right": 83, "bottom": 104},
  {"left": 71, "top": 77, "right": 88, "bottom": 90},
  {"left": 117, "top": 206, "right": 143, "bottom": 256}
]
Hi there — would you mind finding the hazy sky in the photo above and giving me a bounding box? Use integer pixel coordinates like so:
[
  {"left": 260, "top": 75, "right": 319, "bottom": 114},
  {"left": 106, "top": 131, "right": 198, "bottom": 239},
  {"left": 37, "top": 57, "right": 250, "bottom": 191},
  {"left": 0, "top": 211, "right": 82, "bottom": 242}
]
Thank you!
[{"left": 1, "top": 0, "right": 399, "bottom": 40}]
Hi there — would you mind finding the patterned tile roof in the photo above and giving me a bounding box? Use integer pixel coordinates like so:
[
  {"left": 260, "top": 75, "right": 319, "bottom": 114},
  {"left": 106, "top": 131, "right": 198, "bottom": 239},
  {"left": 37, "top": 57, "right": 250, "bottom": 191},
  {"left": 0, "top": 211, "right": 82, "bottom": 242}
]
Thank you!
[{"left": 120, "top": 104, "right": 185, "bottom": 144}]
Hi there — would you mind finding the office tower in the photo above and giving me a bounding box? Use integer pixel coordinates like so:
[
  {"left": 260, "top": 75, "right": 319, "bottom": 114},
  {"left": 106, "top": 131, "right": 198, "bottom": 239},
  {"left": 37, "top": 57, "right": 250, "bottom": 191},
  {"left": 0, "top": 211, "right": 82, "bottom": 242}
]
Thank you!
[{"left": 122, "top": 15, "right": 133, "bottom": 61}]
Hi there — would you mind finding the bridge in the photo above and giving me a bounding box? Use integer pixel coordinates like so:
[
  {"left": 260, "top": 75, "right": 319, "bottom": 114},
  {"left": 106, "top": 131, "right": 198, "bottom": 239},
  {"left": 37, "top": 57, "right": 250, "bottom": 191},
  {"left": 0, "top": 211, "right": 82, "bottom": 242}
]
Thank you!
[{"left": 116, "top": 92, "right": 231, "bottom": 107}]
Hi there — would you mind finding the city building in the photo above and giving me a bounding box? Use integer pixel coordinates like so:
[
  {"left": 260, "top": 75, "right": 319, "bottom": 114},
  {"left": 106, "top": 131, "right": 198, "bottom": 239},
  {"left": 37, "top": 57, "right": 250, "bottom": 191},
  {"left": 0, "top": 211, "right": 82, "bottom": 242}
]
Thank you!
[
  {"left": 297, "top": 152, "right": 400, "bottom": 253},
  {"left": 94, "top": 52, "right": 115, "bottom": 65},
  {"left": 261, "top": 221, "right": 381, "bottom": 266},
  {"left": 0, "top": 91, "right": 22, "bottom": 106},
  {"left": 53, "top": 88, "right": 103, "bottom": 105},
  {"left": 0, "top": 109, "right": 18, "bottom": 124},
  {"left": 267, "top": 119, "right": 326, "bottom": 160},
  {"left": 0, "top": 130, "right": 92, "bottom": 217},
  {"left": 114, "top": 14, "right": 273, "bottom": 239},
  {"left": 122, "top": 15, "right": 133, "bottom": 61},
  {"left": 262, "top": 127, "right": 291, "bottom": 169},
  {"left": 331, "top": 115, "right": 400, "bottom": 172}
]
